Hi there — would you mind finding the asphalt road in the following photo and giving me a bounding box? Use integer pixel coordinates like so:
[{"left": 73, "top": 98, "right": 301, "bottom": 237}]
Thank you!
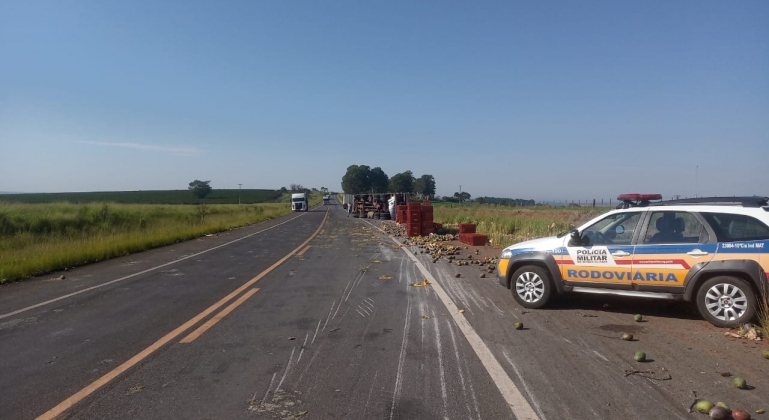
[{"left": 2, "top": 203, "right": 767, "bottom": 420}]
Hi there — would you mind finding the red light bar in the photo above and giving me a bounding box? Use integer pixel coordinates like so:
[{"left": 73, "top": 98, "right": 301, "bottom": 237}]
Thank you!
[{"left": 618, "top": 194, "right": 662, "bottom": 201}]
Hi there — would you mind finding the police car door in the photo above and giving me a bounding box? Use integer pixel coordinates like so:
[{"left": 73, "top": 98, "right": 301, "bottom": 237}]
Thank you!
[
  {"left": 562, "top": 211, "right": 643, "bottom": 288},
  {"left": 633, "top": 211, "right": 715, "bottom": 289}
]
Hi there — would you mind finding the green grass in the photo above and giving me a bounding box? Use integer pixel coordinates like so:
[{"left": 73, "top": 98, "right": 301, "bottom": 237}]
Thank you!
[
  {"left": 0, "top": 193, "right": 323, "bottom": 283},
  {"left": 0, "top": 189, "right": 283, "bottom": 205},
  {"left": 432, "top": 203, "right": 607, "bottom": 248}
]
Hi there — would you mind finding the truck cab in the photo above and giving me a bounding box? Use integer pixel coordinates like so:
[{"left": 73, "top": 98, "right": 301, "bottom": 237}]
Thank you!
[{"left": 291, "top": 193, "right": 308, "bottom": 212}]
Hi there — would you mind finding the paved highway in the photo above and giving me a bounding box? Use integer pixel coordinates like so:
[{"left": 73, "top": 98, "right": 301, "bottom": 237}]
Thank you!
[{"left": 1, "top": 202, "right": 767, "bottom": 419}]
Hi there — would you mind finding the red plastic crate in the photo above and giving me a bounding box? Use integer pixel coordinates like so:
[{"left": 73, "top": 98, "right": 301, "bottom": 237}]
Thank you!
[
  {"left": 459, "top": 233, "right": 487, "bottom": 246},
  {"left": 459, "top": 223, "right": 476, "bottom": 234},
  {"left": 407, "top": 202, "right": 422, "bottom": 210},
  {"left": 421, "top": 212, "right": 434, "bottom": 222}
]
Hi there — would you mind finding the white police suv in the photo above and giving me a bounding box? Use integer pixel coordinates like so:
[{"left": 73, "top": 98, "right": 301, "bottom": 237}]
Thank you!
[{"left": 496, "top": 195, "right": 769, "bottom": 327}]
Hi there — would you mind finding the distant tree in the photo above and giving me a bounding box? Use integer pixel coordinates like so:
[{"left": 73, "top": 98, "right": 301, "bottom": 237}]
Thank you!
[
  {"left": 414, "top": 174, "right": 436, "bottom": 199},
  {"left": 320, "top": 186, "right": 329, "bottom": 194},
  {"left": 476, "top": 197, "right": 485, "bottom": 204},
  {"left": 290, "top": 184, "right": 305, "bottom": 192},
  {"left": 453, "top": 191, "right": 471, "bottom": 203},
  {"left": 369, "top": 167, "right": 389, "bottom": 193},
  {"left": 188, "top": 180, "right": 212, "bottom": 200},
  {"left": 389, "top": 170, "right": 414, "bottom": 193},
  {"left": 280, "top": 186, "right": 288, "bottom": 193},
  {"left": 341, "top": 165, "right": 372, "bottom": 194}
]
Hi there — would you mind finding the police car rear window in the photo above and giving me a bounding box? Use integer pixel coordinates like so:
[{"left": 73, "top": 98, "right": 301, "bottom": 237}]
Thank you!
[{"left": 701, "top": 213, "right": 769, "bottom": 242}]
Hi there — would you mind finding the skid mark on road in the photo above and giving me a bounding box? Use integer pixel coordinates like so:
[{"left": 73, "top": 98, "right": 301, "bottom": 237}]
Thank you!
[
  {"left": 388, "top": 293, "right": 412, "bottom": 420},
  {"left": 322, "top": 301, "right": 336, "bottom": 332},
  {"left": 311, "top": 319, "right": 322, "bottom": 345},
  {"left": 501, "top": 349, "right": 550, "bottom": 420},
  {"left": 395, "top": 242, "right": 541, "bottom": 420},
  {"left": 431, "top": 313, "right": 450, "bottom": 419},
  {"left": 361, "top": 370, "right": 380, "bottom": 419},
  {"left": 274, "top": 347, "right": 296, "bottom": 397},
  {"left": 297, "top": 333, "right": 309, "bottom": 363},
  {"left": 447, "top": 319, "right": 481, "bottom": 420}
]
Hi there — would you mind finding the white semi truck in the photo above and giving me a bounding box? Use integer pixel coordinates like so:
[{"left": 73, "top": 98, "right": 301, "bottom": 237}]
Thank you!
[{"left": 291, "top": 193, "right": 308, "bottom": 212}]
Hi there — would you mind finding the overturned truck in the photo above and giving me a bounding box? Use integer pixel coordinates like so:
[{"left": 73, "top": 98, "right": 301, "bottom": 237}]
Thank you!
[{"left": 348, "top": 193, "right": 406, "bottom": 219}]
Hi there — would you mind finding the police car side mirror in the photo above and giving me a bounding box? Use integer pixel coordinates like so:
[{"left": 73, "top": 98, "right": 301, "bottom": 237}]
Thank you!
[{"left": 569, "top": 229, "right": 588, "bottom": 246}]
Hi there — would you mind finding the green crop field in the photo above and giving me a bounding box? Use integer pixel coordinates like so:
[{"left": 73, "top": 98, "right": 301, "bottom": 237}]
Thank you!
[
  {"left": 0, "top": 189, "right": 283, "bottom": 205},
  {"left": 0, "top": 192, "right": 323, "bottom": 283},
  {"left": 431, "top": 202, "right": 608, "bottom": 248}
]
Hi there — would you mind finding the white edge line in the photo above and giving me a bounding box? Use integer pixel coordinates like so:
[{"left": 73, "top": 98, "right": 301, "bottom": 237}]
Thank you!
[
  {"left": 396, "top": 241, "right": 541, "bottom": 420},
  {"left": 0, "top": 212, "right": 309, "bottom": 321}
]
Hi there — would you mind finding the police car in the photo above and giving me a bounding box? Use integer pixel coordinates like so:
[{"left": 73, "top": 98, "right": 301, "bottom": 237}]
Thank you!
[{"left": 496, "top": 195, "right": 769, "bottom": 327}]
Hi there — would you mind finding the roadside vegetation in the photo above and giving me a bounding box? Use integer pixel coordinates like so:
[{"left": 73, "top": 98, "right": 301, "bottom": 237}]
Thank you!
[
  {"left": 0, "top": 193, "right": 322, "bottom": 283},
  {"left": 432, "top": 202, "right": 606, "bottom": 248},
  {"left": 0, "top": 189, "right": 283, "bottom": 205}
]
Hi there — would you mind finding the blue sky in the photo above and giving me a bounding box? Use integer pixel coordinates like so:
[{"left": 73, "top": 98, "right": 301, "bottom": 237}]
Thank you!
[{"left": 1, "top": 0, "right": 767, "bottom": 202}]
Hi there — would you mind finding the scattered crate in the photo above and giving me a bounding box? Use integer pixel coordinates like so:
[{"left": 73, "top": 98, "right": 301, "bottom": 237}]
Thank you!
[
  {"left": 460, "top": 233, "right": 487, "bottom": 246},
  {"left": 459, "top": 223, "right": 476, "bottom": 234}
]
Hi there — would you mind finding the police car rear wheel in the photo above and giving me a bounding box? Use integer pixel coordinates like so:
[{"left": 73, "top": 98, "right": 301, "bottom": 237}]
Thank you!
[
  {"left": 696, "top": 276, "right": 756, "bottom": 328},
  {"left": 511, "top": 266, "right": 552, "bottom": 309}
]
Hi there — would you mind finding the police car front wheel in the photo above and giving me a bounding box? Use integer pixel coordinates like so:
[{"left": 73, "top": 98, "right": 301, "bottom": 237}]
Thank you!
[
  {"left": 696, "top": 276, "right": 756, "bottom": 328},
  {"left": 511, "top": 266, "right": 552, "bottom": 309}
]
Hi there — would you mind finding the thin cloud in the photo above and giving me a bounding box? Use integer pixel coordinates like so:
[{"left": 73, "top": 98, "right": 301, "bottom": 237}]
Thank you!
[{"left": 79, "top": 141, "right": 202, "bottom": 156}]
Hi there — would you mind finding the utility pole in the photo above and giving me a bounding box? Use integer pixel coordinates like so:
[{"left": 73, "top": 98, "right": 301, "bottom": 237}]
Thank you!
[
  {"left": 238, "top": 183, "right": 242, "bottom": 205},
  {"left": 459, "top": 185, "right": 462, "bottom": 204}
]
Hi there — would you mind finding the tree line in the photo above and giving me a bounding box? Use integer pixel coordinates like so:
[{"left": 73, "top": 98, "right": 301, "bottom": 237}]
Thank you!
[{"left": 341, "top": 165, "right": 436, "bottom": 197}]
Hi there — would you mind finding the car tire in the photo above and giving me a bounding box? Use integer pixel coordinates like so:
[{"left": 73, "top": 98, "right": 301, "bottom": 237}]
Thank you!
[
  {"left": 510, "top": 265, "right": 552, "bottom": 309},
  {"left": 696, "top": 276, "right": 756, "bottom": 328}
]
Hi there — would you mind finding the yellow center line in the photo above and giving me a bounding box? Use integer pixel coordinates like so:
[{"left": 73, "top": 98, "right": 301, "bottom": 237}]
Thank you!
[
  {"left": 36, "top": 208, "right": 330, "bottom": 420},
  {"left": 297, "top": 245, "right": 312, "bottom": 256},
  {"left": 180, "top": 288, "right": 259, "bottom": 343}
]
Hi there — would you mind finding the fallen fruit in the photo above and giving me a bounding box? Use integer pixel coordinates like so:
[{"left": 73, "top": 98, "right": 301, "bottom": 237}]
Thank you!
[
  {"left": 756, "top": 409, "right": 765, "bottom": 414},
  {"left": 696, "top": 400, "right": 714, "bottom": 414},
  {"left": 716, "top": 402, "right": 730, "bottom": 411},
  {"left": 763, "top": 349, "right": 769, "bottom": 359},
  {"left": 731, "top": 408, "right": 751, "bottom": 420},
  {"left": 733, "top": 377, "right": 747, "bottom": 389},
  {"left": 621, "top": 333, "right": 633, "bottom": 341},
  {"left": 514, "top": 322, "right": 523, "bottom": 330},
  {"left": 480, "top": 274, "right": 486, "bottom": 278},
  {"left": 709, "top": 406, "right": 729, "bottom": 420},
  {"left": 455, "top": 273, "right": 461, "bottom": 278},
  {"left": 634, "top": 351, "right": 646, "bottom": 362},
  {"left": 634, "top": 314, "right": 643, "bottom": 322}
]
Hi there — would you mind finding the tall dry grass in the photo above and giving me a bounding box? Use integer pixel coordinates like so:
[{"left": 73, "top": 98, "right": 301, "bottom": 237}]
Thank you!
[
  {"left": 0, "top": 201, "right": 300, "bottom": 283},
  {"left": 433, "top": 204, "right": 606, "bottom": 248}
]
